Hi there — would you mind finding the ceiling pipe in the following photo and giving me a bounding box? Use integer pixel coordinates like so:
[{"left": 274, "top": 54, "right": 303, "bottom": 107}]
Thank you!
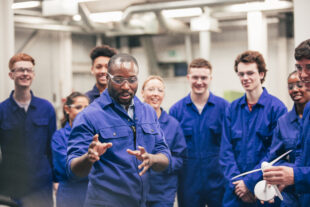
[{"left": 121, "top": 0, "right": 263, "bottom": 24}]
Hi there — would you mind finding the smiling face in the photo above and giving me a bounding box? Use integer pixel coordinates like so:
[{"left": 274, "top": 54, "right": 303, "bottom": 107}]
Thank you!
[
  {"left": 187, "top": 67, "right": 212, "bottom": 96},
  {"left": 9, "top": 61, "right": 35, "bottom": 89},
  {"left": 142, "top": 78, "right": 165, "bottom": 111},
  {"left": 296, "top": 58, "right": 310, "bottom": 90},
  {"left": 64, "top": 96, "right": 89, "bottom": 124},
  {"left": 288, "top": 72, "right": 310, "bottom": 105},
  {"left": 91, "top": 56, "right": 110, "bottom": 88},
  {"left": 236, "top": 62, "right": 264, "bottom": 92},
  {"left": 107, "top": 61, "right": 138, "bottom": 106}
]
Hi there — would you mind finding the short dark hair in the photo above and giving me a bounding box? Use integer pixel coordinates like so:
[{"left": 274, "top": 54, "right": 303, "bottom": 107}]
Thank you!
[
  {"left": 295, "top": 39, "right": 310, "bottom": 61},
  {"left": 234, "top": 50, "right": 267, "bottom": 83},
  {"left": 108, "top": 53, "right": 139, "bottom": 73},
  {"left": 188, "top": 58, "right": 212, "bottom": 73},
  {"left": 90, "top": 45, "right": 117, "bottom": 64},
  {"left": 9, "top": 53, "right": 35, "bottom": 70}
]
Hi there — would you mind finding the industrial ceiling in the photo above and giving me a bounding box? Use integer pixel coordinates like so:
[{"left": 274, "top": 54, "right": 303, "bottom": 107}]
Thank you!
[{"left": 13, "top": 0, "right": 293, "bottom": 36}]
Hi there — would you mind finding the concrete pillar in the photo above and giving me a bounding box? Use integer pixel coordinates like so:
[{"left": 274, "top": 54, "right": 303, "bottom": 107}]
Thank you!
[
  {"left": 247, "top": 11, "right": 268, "bottom": 58},
  {"left": 0, "top": 0, "right": 14, "bottom": 101},
  {"left": 199, "top": 31, "right": 211, "bottom": 60},
  {"left": 294, "top": 0, "right": 310, "bottom": 46},
  {"left": 185, "top": 34, "right": 193, "bottom": 64},
  {"left": 51, "top": 32, "right": 72, "bottom": 119}
]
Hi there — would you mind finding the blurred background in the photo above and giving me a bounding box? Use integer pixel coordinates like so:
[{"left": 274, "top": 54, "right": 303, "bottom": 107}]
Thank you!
[{"left": 0, "top": 0, "right": 309, "bottom": 121}]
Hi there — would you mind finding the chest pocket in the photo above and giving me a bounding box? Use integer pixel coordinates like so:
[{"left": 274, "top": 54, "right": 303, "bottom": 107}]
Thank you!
[
  {"left": 99, "top": 126, "right": 129, "bottom": 140},
  {"left": 141, "top": 124, "right": 159, "bottom": 135},
  {"left": 33, "top": 118, "right": 49, "bottom": 127},
  {"left": 140, "top": 123, "right": 159, "bottom": 153}
]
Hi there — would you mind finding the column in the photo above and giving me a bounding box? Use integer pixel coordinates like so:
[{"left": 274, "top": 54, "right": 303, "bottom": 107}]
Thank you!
[
  {"left": 0, "top": 0, "right": 14, "bottom": 101},
  {"left": 294, "top": 0, "right": 310, "bottom": 46}
]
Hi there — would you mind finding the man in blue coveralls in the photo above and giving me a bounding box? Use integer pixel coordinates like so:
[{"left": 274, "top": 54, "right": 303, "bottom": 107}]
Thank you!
[
  {"left": 170, "top": 58, "right": 229, "bottom": 207},
  {"left": 263, "top": 39, "right": 310, "bottom": 207},
  {"left": 85, "top": 44, "right": 117, "bottom": 103},
  {"left": 0, "top": 53, "right": 56, "bottom": 207},
  {"left": 220, "top": 50, "right": 287, "bottom": 207},
  {"left": 267, "top": 71, "right": 310, "bottom": 207},
  {"left": 67, "top": 53, "right": 171, "bottom": 207}
]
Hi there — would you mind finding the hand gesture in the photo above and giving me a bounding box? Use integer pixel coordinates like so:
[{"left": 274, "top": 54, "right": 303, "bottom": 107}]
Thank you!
[
  {"left": 87, "top": 134, "right": 112, "bottom": 163},
  {"left": 127, "top": 146, "right": 153, "bottom": 176}
]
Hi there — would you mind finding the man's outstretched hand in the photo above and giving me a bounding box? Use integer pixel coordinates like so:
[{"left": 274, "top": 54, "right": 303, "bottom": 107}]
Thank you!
[
  {"left": 127, "top": 146, "right": 153, "bottom": 176},
  {"left": 88, "top": 134, "right": 113, "bottom": 163}
]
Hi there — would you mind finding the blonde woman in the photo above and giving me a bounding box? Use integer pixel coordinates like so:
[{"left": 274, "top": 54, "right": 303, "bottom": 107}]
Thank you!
[{"left": 142, "top": 76, "right": 187, "bottom": 207}]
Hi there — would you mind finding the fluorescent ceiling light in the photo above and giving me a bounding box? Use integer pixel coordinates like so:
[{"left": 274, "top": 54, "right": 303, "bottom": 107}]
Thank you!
[
  {"left": 73, "top": 14, "right": 81, "bottom": 21},
  {"left": 162, "top": 8, "right": 202, "bottom": 18},
  {"left": 12, "top": 1, "right": 41, "bottom": 9},
  {"left": 228, "top": 1, "right": 292, "bottom": 12},
  {"left": 89, "top": 11, "right": 123, "bottom": 23}
]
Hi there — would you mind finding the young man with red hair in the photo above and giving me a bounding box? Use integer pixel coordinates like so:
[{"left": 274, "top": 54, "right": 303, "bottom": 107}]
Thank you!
[{"left": 0, "top": 53, "right": 56, "bottom": 207}]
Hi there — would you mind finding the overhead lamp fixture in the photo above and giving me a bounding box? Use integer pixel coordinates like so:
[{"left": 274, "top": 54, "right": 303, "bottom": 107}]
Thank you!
[
  {"left": 89, "top": 11, "right": 123, "bottom": 23},
  {"left": 228, "top": 0, "right": 292, "bottom": 12},
  {"left": 12, "top": 1, "right": 41, "bottom": 9},
  {"left": 162, "top": 7, "right": 202, "bottom": 18},
  {"left": 73, "top": 14, "right": 81, "bottom": 21}
]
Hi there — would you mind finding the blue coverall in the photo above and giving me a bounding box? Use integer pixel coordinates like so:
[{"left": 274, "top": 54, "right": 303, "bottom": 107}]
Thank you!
[
  {"left": 170, "top": 92, "right": 229, "bottom": 207},
  {"left": 293, "top": 101, "right": 310, "bottom": 207},
  {"left": 51, "top": 122, "right": 88, "bottom": 207},
  {"left": 67, "top": 90, "right": 171, "bottom": 207},
  {"left": 268, "top": 105, "right": 302, "bottom": 207},
  {"left": 147, "top": 109, "right": 187, "bottom": 207},
  {"left": 220, "top": 88, "right": 287, "bottom": 207},
  {"left": 0, "top": 91, "right": 56, "bottom": 207},
  {"left": 85, "top": 84, "right": 100, "bottom": 103}
]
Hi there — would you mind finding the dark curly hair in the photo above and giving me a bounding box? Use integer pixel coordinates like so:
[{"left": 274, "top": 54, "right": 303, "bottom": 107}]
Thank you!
[{"left": 90, "top": 45, "right": 117, "bottom": 65}]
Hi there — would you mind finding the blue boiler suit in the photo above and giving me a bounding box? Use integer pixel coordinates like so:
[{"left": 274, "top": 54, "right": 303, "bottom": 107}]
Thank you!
[
  {"left": 85, "top": 84, "right": 100, "bottom": 103},
  {"left": 146, "top": 109, "right": 187, "bottom": 207},
  {"left": 0, "top": 91, "right": 56, "bottom": 207},
  {"left": 268, "top": 105, "right": 302, "bottom": 207},
  {"left": 67, "top": 90, "right": 171, "bottom": 207},
  {"left": 169, "top": 92, "right": 229, "bottom": 207},
  {"left": 51, "top": 122, "right": 88, "bottom": 207},
  {"left": 293, "top": 102, "right": 310, "bottom": 207},
  {"left": 220, "top": 88, "right": 287, "bottom": 207}
]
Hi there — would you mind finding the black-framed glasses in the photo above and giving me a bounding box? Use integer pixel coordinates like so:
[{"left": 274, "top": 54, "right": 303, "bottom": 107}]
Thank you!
[
  {"left": 288, "top": 81, "right": 304, "bottom": 90},
  {"left": 295, "top": 64, "right": 310, "bottom": 72},
  {"left": 11, "top": 67, "right": 34, "bottom": 74},
  {"left": 69, "top": 104, "right": 88, "bottom": 110},
  {"left": 107, "top": 72, "right": 138, "bottom": 85}
]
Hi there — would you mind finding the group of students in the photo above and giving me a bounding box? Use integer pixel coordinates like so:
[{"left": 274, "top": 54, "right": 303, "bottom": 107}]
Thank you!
[{"left": 0, "top": 38, "right": 310, "bottom": 207}]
